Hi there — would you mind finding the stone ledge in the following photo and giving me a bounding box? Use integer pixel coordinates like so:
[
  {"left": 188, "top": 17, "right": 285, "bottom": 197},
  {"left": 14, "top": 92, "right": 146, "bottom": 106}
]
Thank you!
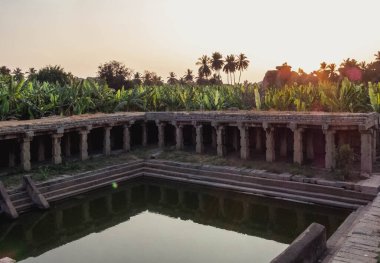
[{"left": 271, "top": 223, "right": 327, "bottom": 263}]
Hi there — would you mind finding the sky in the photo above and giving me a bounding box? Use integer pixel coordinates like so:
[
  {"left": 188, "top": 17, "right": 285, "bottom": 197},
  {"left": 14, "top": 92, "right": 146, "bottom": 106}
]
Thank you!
[{"left": 1, "top": 0, "right": 380, "bottom": 82}]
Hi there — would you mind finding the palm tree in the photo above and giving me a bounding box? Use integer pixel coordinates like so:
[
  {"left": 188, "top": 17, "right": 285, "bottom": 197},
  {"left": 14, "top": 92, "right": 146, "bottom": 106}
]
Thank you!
[
  {"left": 211, "top": 52, "right": 224, "bottom": 79},
  {"left": 320, "top": 62, "right": 327, "bottom": 70},
  {"left": 27, "top": 67, "right": 37, "bottom": 81},
  {"left": 196, "top": 55, "right": 212, "bottom": 79},
  {"left": 12, "top": 68, "right": 24, "bottom": 81},
  {"left": 375, "top": 51, "right": 380, "bottom": 62},
  {"left": 236, "top": 53, "right": 249, "bottom": 84},
  {"left": 143, "top": 71, "right": 153, "bottom": 86},
  {"left": 0, "top": 66, "right": 11, "bottom": 76},
  {"left": 27, "top": 67, "right": 36, "bottom": 75},
  {"left": 210, "top": 73, "right": 222, "bottom": 85},
  {"left": 133, "top": 72, "right": 142, "bottom": 86},
  {"left": 317, "top": 62, "right": 329, "bottom": 81},
  {"left": 183, "top": 69, "right": 194, "bottom": 82},
  {"left": 152, "top": 74, "right": 163, "bottom": 85},
  {"left": 359, "top": 61, "right": 367, "bottom": 70},
  {"left": 167, "top": 72, "right": 178, "bottom": 85},
  {"left": 327, "top": 63, "right": 338, "bottom": 82},
  {"left": 196, "top": 71, "right": 208, "bottom": 85},
  {"left": 223, "top": 55, "right": 236, "bottom": 84}
]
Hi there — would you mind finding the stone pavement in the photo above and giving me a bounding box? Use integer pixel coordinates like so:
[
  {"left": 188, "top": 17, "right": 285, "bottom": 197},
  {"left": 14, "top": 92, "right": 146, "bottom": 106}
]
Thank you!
[{"left": 330, "top": 194, "right": 380, "bottom": 262}]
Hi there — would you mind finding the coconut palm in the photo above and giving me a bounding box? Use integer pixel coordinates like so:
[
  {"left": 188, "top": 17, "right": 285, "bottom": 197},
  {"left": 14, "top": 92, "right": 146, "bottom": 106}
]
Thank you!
[
  {"left": 327, "top": 63, "right": 338, "bottom": 82},
  {"left": 27, "top": 67, "right": 36, "bottom": 75},
  {"left": 133, "top": 72, "right": 143, "bottom": 86},
  {"left": 152, "top": 74, "right": 164, "bottom": 86},
  {"left": 223, "top": 55, "right": 237, "bottom": 85},
  {"left": 196, "top": 55, "right": 212, "bottom": 79},
  {"left": 236, "top": 53, "right": 249, "bottom": 84},
  {"left": 167, "top": 72, "right": 178, "bottom": 85},
  {"left": 183, "top": 69, "right": 194, "bottom": 82},
  {"left": 375, "top": 51, "right": 380, "bottom": 62},
  {"left": 211, "top": 52, "right": 224, "bottom": 79},
  {"left": 320, "top": 62, "right": 327, "bottom": 70},
  {"left": 12, "top": 68, "right": 24, "bottom": 81},
  {"left": 359, "top": 61, "right": 367, "bottom": 70}
]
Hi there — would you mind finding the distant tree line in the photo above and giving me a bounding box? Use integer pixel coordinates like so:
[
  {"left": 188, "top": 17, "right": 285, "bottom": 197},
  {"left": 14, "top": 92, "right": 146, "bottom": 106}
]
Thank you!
[
  {"left": 1, "top": 51, "right": 380, "bottom": 90},
  {"left": 262, "top": 52, "right": 380, "bottom": 88}
]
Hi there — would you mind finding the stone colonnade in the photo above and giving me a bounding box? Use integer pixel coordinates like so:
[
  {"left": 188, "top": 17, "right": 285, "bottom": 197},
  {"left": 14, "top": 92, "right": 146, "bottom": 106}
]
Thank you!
[{"left": 5, "top": 117, "right": 377, "bottom": 176}]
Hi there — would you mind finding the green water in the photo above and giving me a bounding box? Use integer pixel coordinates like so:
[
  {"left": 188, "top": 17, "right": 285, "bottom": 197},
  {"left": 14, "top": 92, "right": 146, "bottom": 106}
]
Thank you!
[{"left": 0, "top": 178, "right": 351, "bottom": 263}]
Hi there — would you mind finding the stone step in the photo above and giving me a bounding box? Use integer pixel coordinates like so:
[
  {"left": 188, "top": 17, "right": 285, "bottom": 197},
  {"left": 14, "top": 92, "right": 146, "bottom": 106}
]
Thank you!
[
  {"left": 142, "top": 166, "right": 367, "bottom": 208},
  {"left": 143, "top": 170, "right": 362, "bottom": 210},
  {"left": 145, "top": 161, "right": 374, "bottom": 201},
  {"left": 47, "top": 172, "right": 143, "bottom": 203},
  {"left": 38, "top": 162, "right": 144, "bottom": 194},
  {"left": 14, "top": 201, "right": 34, "bottom": 213},
  {"left": 5, "top": 160, "right": 145, "bottom": 215},
  {"left": 43, "top": 167, "right": 142, "bottom": 201}
]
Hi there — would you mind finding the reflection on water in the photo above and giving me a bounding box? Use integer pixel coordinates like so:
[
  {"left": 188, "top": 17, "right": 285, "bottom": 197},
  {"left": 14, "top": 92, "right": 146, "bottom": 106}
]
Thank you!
[{"left": 0, "top": 177, "right": 351, "bottom": 263}]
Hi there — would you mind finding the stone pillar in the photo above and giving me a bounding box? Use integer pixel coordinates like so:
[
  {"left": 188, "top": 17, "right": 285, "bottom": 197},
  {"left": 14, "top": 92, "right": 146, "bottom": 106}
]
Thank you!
[
  {"left": 20, "top": 133, "right": 33, "bottom": 171},
  {"left": 64, "top": 133, "right": 71, "bottom": 158},
  {"left": 232, "top": 128, "right": 239, "bottom": 151},
  {"left": 324, "top": 129, "right": 336, "bottom": 169},
  {"left": 361, "top": 129, "right": 373, "bottom": 175},
  {"left": 211, "top": 127, "right": 217, "bottom": 148},
  {"left": 293, "top": 128, "right": 304, "bottom": 165},
  {"left": 196, "top": 125, "right": 204, "bottom": 154},
  {"left": 79, "top": 130, "right": 90, "bottom": 161},
  {"left": 255, "top": 128, "right": 263, "bottom": 152},
  {"left": 142, "top": 122, "right": 147, "bottom": 147},
  {"left": 52, "top": 133, "right": 63, "bottom": 165},
  {"left": 372, "top": 131, "right": 377, "bottom": 164},
  {"left": 265, "top": 127, "right": 275, "bottom": 162},
  {"left": 192, "top": 127, "right": 196, "bottom": 146},
  {"left": 103, "top": 126, "right": 112, "bottom": 156},
  {"left": 239, "top": 125, "right": 250, "bottom": 160},
  {"left": 216, "top": 125, "right": 226, "bottom": 157},
  {"left": 37, "top": 137, "right": 45, "bottom": 162},
  {"left": 306, "top": 132, "right": 314, "bottom": 160},
  {"left": 8, "top": 143, "right": 16, "bottom": 168},
  {"left": 175, "top": 124, "right": 184, "bottom": 150},
  {"left": 280, "top": 132, "right": 287, "bottom": 158},
  {"left": 123, "top": 124, "right": 131, "bottom": 152},
  {"left": 158, "top": 122, "right": 166, "bottom": 148}
]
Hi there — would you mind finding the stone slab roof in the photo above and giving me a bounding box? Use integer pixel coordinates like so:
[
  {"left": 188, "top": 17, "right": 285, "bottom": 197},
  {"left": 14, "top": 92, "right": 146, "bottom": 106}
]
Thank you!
[{"left": 0, "top": 111, "right": 378, "bottom": 137}]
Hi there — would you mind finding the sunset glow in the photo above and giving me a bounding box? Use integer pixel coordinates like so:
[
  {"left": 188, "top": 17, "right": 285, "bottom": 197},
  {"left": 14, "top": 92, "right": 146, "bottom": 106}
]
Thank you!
[{"left": 1, "top": 0, "right": 380, "bottom": 82}]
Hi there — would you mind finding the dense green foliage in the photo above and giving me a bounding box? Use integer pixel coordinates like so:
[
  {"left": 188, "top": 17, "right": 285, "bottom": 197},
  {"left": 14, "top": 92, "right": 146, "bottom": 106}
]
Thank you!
[{"left": 0, "top": 75, "right": 378, "bottom": 120}]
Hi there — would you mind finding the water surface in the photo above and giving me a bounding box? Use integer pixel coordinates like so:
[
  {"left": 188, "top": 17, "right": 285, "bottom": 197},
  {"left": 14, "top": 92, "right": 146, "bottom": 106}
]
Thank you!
[{"left": 0, "top": 178, "right": 351, "bottom": 263}]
